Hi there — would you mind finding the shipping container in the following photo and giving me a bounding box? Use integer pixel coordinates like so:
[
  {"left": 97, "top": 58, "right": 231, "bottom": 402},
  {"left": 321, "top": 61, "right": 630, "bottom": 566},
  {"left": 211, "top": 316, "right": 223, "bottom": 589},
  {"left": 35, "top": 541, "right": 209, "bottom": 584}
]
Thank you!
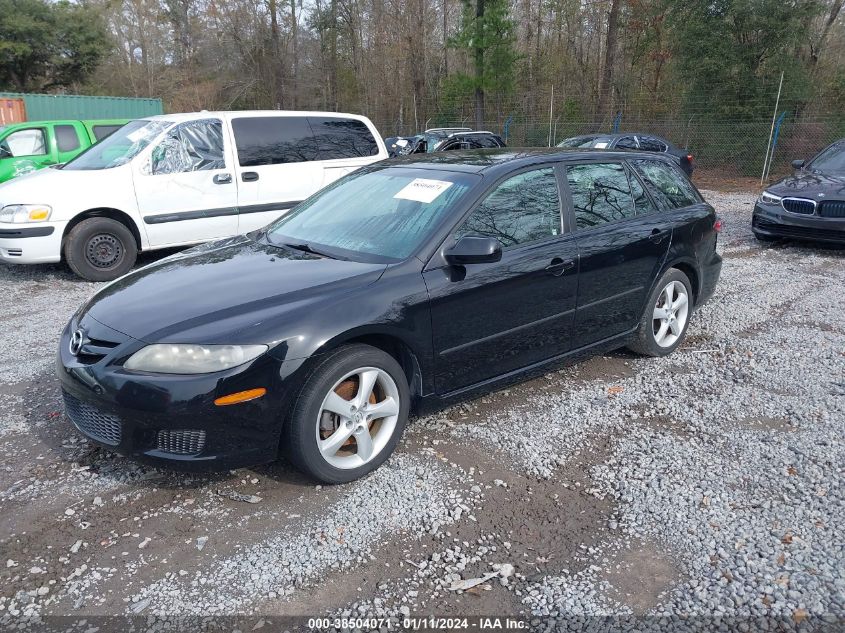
[{"left": 0, "top": 92, "right": 163, "bottom": 122}]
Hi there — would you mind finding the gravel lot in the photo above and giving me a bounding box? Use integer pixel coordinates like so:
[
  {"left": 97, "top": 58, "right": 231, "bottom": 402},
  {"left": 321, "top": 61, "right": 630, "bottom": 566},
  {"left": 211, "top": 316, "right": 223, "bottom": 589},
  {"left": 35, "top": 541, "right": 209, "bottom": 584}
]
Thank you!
[{"left": 0, "top": 189, "right": 843, "bottom": 631}]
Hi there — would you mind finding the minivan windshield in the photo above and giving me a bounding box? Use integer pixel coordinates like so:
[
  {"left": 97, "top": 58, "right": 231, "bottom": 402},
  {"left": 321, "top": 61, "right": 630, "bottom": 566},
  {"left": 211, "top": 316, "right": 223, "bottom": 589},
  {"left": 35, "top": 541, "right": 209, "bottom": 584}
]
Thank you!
[
  {"left": 808, "top": 141, "right": 845, "bottom": 173},
  {"left": 266, "top": 167, "right": 479, "bottom": 262},
  {"left": 64, "top": 119, "right": 172, "bottom": 170}
]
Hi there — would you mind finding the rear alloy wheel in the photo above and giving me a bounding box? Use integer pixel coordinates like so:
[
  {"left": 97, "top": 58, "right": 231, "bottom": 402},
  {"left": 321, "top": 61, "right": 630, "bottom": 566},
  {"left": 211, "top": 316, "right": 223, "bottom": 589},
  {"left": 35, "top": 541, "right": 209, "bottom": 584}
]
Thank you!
[
  {"left": 286, "top": 344, "right": 409, "bottom": 483},
  {"left": 629, "top": 268, "right": 693, "bottom": 357},
  {"left": 64, "top": 217, "right": 137, "bottom": 282}
]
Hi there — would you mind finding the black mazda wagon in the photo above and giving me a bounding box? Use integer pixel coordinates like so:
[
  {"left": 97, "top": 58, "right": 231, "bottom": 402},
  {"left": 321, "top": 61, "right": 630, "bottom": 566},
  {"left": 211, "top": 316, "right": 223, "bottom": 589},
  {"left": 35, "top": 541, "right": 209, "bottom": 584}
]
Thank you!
[{"left": 58, "top": 149, "right": 722, "bottom": 483}]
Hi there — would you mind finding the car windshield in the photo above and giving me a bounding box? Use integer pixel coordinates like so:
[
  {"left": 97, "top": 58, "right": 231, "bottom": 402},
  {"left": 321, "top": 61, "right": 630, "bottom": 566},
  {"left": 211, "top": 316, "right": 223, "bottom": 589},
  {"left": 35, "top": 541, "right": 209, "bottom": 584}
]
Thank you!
[
  {"left": 265, "top": 166, "right": 479, "bottom": 262},
  {"left": 63, "top": 119, "right": 172, "bottom": 170},
  {"left": 808, "top": 141, "right": 845, "bottom": 173}
]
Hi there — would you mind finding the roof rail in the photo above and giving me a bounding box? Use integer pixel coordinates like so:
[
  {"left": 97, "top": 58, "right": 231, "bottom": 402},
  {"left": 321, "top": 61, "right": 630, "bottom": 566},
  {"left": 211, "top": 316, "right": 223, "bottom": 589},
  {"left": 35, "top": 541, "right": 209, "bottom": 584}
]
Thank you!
[{"left": 425, "top": 127, "right": 472, "bottom": 133}]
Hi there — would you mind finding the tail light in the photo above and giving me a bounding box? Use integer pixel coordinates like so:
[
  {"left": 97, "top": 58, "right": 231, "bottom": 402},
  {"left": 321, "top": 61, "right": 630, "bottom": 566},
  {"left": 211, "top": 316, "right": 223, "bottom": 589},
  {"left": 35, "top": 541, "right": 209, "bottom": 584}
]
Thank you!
[
  {"left": 686, "top": 154, "right": 694, "bottom": 163},
  {"left": 714, "top": 218, "right": 723, "bottom": 233}
]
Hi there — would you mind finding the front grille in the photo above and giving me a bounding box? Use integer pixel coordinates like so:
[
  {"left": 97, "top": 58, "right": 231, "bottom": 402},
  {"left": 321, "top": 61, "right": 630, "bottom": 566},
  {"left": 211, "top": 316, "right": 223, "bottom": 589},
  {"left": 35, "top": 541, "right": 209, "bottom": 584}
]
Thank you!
[
  {"left": 5, "top": 249, "right": 22, "bottom": 257},
  {"left": 819, "top": 200, "right": 845, "bottom": 218},
  {"left": 156, "top": 429, "right": 206, "bottom": 455},
  {"left": 63, "top": 391, "right": 122, "bottom": 446},
  {"left": 781, "top": 198, "right": 816, "bottom": 215},
  {"left": 74, "top": 335, "right": 121, "bottom": 365}
]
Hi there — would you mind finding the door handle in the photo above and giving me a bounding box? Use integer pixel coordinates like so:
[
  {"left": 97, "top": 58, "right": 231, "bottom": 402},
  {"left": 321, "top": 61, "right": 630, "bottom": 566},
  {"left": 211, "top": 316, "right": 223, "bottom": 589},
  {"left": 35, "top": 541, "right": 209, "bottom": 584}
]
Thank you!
[
  {"left": 213, "top": 173, "right": 232, "bottom": 184},
  {"left": 241, "top": 172, "right": 259, "bottom": 182},
  {"left": 545, "top": 258, "right": 575, "bottom": 277},
  {"left": 649, "top": 229, "right": 669, "bottom": 244}
]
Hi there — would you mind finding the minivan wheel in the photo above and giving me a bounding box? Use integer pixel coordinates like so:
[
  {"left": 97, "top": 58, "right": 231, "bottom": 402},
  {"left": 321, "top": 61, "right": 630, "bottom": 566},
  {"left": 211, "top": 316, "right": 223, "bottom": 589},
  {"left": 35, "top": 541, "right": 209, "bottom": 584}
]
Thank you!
[
  {"left": 64, "top": 217, "right": 137, "bottom": 282},
  {"left": 286, "top": 344, "right": 409, "bottom": 484},
  {"left": 629, "top": 268, "right": 693, "bottom": 357}
]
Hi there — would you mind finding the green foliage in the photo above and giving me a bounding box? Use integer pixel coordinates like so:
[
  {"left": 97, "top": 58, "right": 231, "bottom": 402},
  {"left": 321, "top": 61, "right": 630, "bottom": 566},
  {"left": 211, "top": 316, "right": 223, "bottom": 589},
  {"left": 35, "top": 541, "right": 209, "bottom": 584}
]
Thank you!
[
  {"left": 665, "top": 0, "right": 823, "bottom": 119},
  {"left": 448, "top": 0, "right": 519, "bottom": 95},
  {"left": 0, "top": 0, "right": 110, "bottom": 91}
]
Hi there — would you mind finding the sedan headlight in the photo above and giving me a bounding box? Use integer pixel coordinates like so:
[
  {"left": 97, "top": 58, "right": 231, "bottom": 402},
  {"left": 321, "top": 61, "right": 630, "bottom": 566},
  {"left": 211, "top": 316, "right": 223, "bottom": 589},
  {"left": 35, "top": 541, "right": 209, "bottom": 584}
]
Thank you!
[
  {"left": 0, "top": 204, "right": 52, "bottom": 223},
  {"left": 124, "top": 344, "right": 268, "bottom": 374},
  {"left": 758, "top": 191, "right": 782, "bottom": 205}
]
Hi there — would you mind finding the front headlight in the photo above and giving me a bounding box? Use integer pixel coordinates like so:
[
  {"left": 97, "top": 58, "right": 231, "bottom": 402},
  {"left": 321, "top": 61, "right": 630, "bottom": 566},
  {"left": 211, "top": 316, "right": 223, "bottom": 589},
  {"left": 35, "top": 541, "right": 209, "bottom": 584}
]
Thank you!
[
  {"left": 0, "top": 204, "right": 52, "bottom": 223},
  {"left": 124, "top": 344, "right": 268, "bottom": 374},
  {"left": 758, "top": 191, "right": 782, "bottom": 205}
]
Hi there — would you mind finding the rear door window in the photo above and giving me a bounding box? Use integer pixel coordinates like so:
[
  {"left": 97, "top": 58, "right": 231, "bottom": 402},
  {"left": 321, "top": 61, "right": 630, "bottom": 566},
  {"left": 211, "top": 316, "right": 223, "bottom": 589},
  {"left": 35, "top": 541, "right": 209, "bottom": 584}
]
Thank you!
[
  {"left": 632, "top": 159, "right": 700, "bottom": 209},
  {"left": 566, "top": 162, "right": 636, "bottom": 229},
  {"left": 232, "top": 116, "right": 318, "bottom": 166},
  {"left": 307, "top": 117, "right": 379, "bottom": 159},
  {"left": 456, "top": 167, "right": 561, "bottom": 248},
  {"left": 55, "top": 125, "right": 81, "bottom": 153}
]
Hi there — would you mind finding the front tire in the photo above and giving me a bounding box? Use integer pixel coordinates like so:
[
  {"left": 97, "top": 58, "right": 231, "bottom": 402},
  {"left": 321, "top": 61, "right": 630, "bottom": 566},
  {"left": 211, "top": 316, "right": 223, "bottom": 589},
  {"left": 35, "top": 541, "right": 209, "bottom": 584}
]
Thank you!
[
  {"left": 629, "top": 268, "right": 693, "bottom": 357},
  {"left": 285, "top": 344, "right": 410, "bottom": 484},
  {"left": 64, "top": 217, "right": 137, "bottom": 282}
]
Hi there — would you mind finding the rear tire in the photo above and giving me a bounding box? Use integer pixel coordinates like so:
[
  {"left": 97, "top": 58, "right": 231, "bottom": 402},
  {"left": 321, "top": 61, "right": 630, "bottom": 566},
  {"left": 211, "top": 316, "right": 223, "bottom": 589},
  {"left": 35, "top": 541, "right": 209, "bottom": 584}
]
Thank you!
[
  {"left": 285, "top": 344, "right": 410, "bottom": 484},
  {"left": 64, "top": 217, "right": 137, "bottom": 282},
  {"left": 629, "top": 268, "right": 693, "bottom": 357}
]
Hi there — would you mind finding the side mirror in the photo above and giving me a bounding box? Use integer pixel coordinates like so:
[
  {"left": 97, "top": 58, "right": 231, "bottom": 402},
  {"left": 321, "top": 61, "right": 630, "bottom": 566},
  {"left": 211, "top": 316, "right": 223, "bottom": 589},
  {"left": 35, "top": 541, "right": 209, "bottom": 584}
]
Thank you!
[
  {"left": 443, "top": 236, "right": 502, "bottom": 265},
  {"left": 791, "top": 159, "right": 805, "bottom": 170},
  {"left": 0, "top": 145, "right": 11, "bottom": 159}
]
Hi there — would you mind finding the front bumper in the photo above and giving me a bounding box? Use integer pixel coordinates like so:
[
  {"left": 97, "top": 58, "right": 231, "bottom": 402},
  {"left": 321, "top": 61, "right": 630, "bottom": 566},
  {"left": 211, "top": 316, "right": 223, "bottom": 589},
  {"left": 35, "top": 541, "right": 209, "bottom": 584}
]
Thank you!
[
  {"left": 57, "top": 314, "right": 293, "bottom": 470},
  {"left": 752, "top": 203, "right": 845, "bottom": 244},
  {"left": 0, "top": 221, "right": 65, "bottom": 264}
]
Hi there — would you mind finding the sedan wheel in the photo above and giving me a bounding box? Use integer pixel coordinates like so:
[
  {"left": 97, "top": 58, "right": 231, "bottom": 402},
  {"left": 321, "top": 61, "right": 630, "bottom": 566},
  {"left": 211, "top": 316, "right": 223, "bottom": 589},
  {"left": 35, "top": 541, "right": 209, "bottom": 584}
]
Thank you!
[
  {"left": 652, "top": 280, "right": 690, "bottom": 348},
  {"left": 316, "top": 367, "right": 400, "bottom": 469}
]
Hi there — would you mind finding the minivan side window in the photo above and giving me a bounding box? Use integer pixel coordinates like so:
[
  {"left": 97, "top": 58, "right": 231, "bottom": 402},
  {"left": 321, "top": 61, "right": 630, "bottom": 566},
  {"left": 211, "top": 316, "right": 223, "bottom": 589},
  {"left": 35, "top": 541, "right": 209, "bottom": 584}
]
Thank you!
[
  {"left": 456, "top": 167, "right": 560, "bottom": 248},
  {"left": 2, "top": 128, "right": 47, "bottom": 157},
  {"left": 149, "top": 119, "right": 225, "bottom": 175},
  {"left": 55, "top": 125, "right": 81, "bottom": 153},
  {"left": 633, "top": 159, "right": 700, "bottom": 209},
  {"left": 232, "top": 116, "right": 317, "bottom": 166},
  {"left": 567, "top": 162, "right": 636, "bottom": 229},
  {"left": 307, "top": 117, "right": 379, "bottom": 160}
]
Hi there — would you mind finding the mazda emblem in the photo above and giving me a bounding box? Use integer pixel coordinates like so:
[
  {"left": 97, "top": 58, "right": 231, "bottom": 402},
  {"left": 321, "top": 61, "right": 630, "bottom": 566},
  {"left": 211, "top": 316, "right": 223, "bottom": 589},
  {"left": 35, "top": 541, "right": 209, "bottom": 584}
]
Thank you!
[{"left": 69, "top": 329, "right": 86, "bottom": 356}]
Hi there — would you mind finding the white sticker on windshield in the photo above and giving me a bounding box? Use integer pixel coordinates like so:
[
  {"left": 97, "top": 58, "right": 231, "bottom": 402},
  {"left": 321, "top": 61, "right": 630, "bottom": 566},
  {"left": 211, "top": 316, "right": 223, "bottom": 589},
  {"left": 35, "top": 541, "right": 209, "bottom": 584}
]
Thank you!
[
  {"left": 593, "top": 141, "right": 609, "bottom": 149},
  {"left": 395, "top": 138, "right": 409, "bottom": 147},
  {"left": 393, "top": 178, "right": 453, "bottom": 203}
]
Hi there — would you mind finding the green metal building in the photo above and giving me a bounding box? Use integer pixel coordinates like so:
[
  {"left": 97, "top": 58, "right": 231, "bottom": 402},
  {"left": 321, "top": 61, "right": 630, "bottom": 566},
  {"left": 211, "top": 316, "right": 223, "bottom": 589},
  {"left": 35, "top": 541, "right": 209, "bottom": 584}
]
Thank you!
[{"left": 0, "top": 92, "right": 163, "bottom": 122}]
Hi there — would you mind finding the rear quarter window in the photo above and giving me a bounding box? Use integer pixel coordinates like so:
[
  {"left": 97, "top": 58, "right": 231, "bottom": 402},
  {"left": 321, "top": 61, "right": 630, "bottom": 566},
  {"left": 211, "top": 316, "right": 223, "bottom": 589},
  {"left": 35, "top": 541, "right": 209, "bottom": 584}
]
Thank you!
[
  {"left": 307, "top": 117, "right": 379, "bottom": 160},
  {"left": 632, "top": 159, "right": 700, "bottom": 209},
  {"left": 92, "top": 125, "right": 123, "bottom": 141},
  {"left": 232, "top": 116, "right": 318, "bottom": 166}
]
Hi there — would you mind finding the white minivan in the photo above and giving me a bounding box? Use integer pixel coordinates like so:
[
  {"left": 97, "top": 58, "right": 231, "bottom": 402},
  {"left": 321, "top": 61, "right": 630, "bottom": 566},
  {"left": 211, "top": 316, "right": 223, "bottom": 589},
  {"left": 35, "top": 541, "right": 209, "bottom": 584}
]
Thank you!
[{"left": 0, "top": 111, "right": 388, "bottom": 280}]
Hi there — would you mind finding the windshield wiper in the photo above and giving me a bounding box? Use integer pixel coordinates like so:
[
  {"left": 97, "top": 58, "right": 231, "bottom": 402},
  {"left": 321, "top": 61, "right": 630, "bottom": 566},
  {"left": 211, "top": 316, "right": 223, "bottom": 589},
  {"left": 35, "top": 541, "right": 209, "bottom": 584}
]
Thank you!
[{"left": 280, "top": 241, "right": 340, "bottom": 260}]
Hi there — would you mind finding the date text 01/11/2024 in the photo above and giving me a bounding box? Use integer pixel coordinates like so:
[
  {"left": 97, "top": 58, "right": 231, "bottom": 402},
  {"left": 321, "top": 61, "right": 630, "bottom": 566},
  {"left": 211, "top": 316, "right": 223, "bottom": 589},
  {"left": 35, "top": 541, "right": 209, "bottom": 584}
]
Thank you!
[{"left": 307, "top": 616, "right": 528, "bottom": 630}]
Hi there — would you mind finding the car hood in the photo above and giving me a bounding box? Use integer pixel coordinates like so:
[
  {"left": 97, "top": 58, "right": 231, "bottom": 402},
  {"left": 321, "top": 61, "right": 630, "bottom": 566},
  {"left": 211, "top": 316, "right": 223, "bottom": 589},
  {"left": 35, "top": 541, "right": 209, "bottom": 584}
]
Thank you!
[
  {"left": 766, "top": 170, "right": 845, "bottom": 198},
  {"left": 81, "top": 235, "right": 388, "bottom": 344},
  {"left": 0, "top": 165, "right": 133, "bottom": 209}
]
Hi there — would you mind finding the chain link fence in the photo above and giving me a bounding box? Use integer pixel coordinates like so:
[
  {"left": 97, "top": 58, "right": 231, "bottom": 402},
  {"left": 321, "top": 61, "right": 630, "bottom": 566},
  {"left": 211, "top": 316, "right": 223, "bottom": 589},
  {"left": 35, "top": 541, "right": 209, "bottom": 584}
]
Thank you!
[{"left": 368, "top": 92, "right": 845, "bottom": 185}]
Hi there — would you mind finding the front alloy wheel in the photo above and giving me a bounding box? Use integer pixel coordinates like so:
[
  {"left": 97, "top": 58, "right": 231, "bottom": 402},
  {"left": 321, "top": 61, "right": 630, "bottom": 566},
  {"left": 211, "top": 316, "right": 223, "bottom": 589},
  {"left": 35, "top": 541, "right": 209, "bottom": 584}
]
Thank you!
[
  {"left": 286, "top": 344, "right": 410, "bottom": 483},
  {"left": 317, "top": 367, "right": 400, "bottom": 469}
]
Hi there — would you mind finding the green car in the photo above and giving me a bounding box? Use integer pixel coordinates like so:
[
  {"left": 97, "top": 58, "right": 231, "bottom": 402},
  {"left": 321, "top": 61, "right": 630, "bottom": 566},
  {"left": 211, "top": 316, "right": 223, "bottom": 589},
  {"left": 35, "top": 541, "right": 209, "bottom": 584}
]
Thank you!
[{"left": 0, "top": 119, "right": 130, "bottom": 183}]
